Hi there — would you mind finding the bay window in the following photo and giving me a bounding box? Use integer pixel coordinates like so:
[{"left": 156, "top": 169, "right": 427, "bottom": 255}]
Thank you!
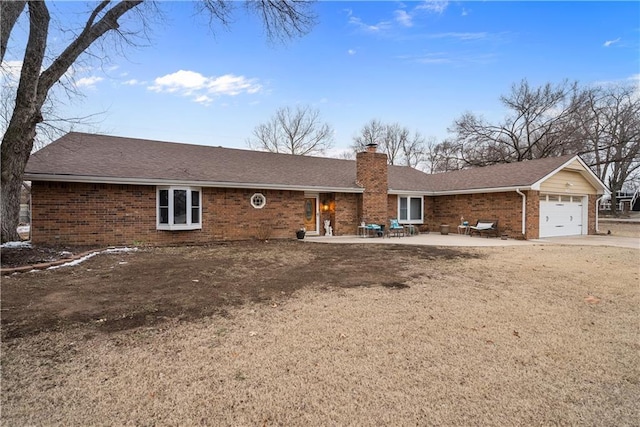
[{"left": 157, "top": 187, "right": 202, "bottom": 230}]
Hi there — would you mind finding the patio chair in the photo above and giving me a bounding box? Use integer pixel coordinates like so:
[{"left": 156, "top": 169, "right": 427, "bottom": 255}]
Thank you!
[{"left": 388, "top": 219, "right": 405, "bottom": 237}]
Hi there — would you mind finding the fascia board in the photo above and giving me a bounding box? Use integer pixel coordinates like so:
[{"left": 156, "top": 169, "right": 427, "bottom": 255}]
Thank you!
[
  {"left": 428, "top": 186, "right": 532, "bottom": 196},
  {"left": 389, "top": 186, "right": 533, "bottom": 196},
  {"left": 24, "top": 173, "right": 364, "bottom": 194},
  {"left": 388, "top": 189, "right": 428, "bottom": 196}
]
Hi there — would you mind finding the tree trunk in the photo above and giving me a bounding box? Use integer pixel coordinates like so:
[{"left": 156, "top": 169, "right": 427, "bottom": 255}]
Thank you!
[
  {"left": 1, "top": 1, "right": 48, "bottom": 243},
  {"left": 1, "top": 122, "right": 37, "bottom": 243}
]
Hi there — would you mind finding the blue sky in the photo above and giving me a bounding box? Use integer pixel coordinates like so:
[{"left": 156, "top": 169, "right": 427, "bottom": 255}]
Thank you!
[{"left": 4, "top": 1, "right": 639, "bottom": 156}]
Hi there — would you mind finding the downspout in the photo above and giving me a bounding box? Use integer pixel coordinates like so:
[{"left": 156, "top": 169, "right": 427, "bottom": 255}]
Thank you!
[
  {"left": 595, "top": 195, "right": 604, "bottom": 233},
  {"left": 516, "top": 189, "right": 526, "bottom": 237}
]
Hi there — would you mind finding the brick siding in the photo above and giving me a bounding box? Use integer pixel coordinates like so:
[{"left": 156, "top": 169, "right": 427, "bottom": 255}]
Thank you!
[
  {"left": 428, "top": 191, "right": 531, "bottom": 239},
  {"left": 588, "top": 195, "right": 597, "bottom": 235},
  {"left": 333, "top": 192, "right": 360, "bottom": 236},
  {"left": 31, "top": 182, "right": 306, "bottom": 246}
]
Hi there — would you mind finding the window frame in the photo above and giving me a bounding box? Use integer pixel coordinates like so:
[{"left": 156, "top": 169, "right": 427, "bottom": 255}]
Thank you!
[
  {"left": 397, "top": 195, "right": 424, "bottom": 224},
  {"left": 156, "top": 186, "right": 202, "bottom": 231},
  {"left": 250, "top": 193, "right": 266, "bottom": 209}
]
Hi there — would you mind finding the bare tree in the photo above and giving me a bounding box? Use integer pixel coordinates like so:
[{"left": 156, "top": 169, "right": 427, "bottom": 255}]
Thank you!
[
  {"left": 352, "top": 119, "right": 428, "bottom": 167},
  {"left": 448, "top": 79, "right": 584, "bottom": 167},
  {"left": 401, "top": 130, "right": 429, "bottom": 169},
  {"left": 352, "top": 118, "right": 386, "bottom": 150},
  {"left": 424, "top": 138, "right": 461, "bottom": 173},
  {"left": 247, "top": 105, "right": 334, "bottom": 155},
  {"left": 576, "top": 83, "right": 640, "bottom": 216},
  {"left": 1, "top": 0, "right": 317, "bottom": 243}
]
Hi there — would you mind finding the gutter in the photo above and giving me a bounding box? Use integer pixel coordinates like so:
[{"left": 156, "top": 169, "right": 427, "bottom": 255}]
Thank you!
[
  {"left": 388, "top": 185, "right": 533, "bottom": 197},
  {"left": 515, "top": 189, "right": 526, "bottom": 236},
  {"left": 23, "top": 173, "right": 364, "bottom": 194},
  {"left": 595, "top": 195, "right": 604, "bottom": 233}
]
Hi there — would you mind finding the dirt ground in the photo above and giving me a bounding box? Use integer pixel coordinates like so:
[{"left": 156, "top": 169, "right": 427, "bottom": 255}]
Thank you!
[
  {"left": 1, "top": 242, "right": 475, "bottom": 340},
  {"left": 1, "top": 228, "right": 639, "bottom": 425}
]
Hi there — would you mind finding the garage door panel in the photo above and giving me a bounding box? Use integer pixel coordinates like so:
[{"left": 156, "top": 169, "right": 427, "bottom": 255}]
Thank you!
[{"left": 540, "top": 198, "right": 584, "bottom": 238}]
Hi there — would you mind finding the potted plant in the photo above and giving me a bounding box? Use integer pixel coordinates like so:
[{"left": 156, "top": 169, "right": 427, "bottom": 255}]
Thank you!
[{"left": 296, "top": 227, "right": 306, "bottom": 240}]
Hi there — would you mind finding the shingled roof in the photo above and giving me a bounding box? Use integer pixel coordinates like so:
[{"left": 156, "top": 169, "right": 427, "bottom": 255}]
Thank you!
[
  {"left": 25, "top": 132, "right": 361, "bottom": 191},
  {"left": 25, "top": 132, "right": 598, "bottom": 194},
  {"left": 422, "top": 155, "right": 580, "bottom": 193}
]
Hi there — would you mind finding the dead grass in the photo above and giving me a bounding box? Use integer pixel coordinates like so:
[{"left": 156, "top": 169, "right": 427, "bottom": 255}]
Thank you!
[
  {"left": 2, "top": 244, "right": 639, "bottom": 426},
  {"left": 600, "top": 221, "right": 640, "bottom": 238}
]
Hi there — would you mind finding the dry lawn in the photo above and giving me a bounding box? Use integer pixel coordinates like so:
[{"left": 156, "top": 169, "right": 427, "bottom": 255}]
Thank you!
[
  {"left": 2, "top": 243, "right": 639, "bottom": 426},
  {"left": 601, "top": 221, "right": 640, "bottom": 238}
]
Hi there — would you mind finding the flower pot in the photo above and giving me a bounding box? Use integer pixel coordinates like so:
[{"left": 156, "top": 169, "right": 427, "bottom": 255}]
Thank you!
[
  {"left": 440, "top": 224, "right": 449, "bottom": 235},
  {"left": 296, "top": 230, "right": 306, "bottom": 240}
]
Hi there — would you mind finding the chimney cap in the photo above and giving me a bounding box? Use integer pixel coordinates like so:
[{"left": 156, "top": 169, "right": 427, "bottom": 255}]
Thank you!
[{"left": 365, "top": 142, "right": 378, "bottom": 152}]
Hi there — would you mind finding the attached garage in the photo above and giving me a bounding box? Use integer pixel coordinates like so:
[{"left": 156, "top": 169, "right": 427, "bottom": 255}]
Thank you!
[{"left": 536, "top": 160, "right": 604, "bottom": 238}]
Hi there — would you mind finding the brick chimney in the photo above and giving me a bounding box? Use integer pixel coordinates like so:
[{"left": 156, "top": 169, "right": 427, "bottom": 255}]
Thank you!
[{"left": 356, "top": 144, "right": 388, "bottom": 226}]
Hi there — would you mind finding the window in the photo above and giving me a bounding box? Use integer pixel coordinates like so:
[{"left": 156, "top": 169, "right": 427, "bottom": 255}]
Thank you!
[
  {"left": 398, "top": 196, "right": 423, "bottom": 224},
  {"left": 251, "top": 193, "right": 266, "bottom": 209},
  {"left": 157, "top": 187, "right": 202, "bottom": 230}
]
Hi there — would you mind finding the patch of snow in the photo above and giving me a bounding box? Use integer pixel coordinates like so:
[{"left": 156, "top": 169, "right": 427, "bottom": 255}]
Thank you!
[
  {"left": 17, "top": 225, "right": 30, "bottom": 233},
  {"left": 47, "top": 247, "right": 138, "bottom": 270},
  {"left": 1, "top": 241, "right": 32, "bottom": 249},
  {"left": 48, "top": 252, "right": 100, "bottom": 270},
  {"left": 104, "top": 247, "right": 138, "bottom": 254}
]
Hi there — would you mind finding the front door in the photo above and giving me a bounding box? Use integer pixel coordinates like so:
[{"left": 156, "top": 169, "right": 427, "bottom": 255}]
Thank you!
[{"left": 303, "top": 197, "right": 317, "bottom": 233}]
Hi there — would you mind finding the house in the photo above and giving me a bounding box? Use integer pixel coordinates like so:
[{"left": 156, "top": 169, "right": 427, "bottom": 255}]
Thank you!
[
  {"left": 23, "top": 132, "right": 607, "bottom": 246},
  {"left": 599, "top": 190, "right": 640, "bottom": 213}
]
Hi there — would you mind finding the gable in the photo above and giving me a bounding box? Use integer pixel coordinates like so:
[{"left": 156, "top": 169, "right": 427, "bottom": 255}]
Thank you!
[
  {"left": 534, "top": 156, "right": 606, "bottom": 195},
  {"left": 539, "top": 169, "right": 598, "bottom": 194}
]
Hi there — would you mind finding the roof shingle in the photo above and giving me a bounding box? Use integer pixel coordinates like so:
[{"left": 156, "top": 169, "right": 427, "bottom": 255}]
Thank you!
[{"left": 25, "top": 132, "right": 584, "bottom": 193}]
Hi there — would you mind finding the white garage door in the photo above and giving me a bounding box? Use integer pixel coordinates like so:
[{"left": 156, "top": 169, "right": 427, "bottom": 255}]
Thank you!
[{"left": 539, "top": 195, "right": 585, "bottom": 238}]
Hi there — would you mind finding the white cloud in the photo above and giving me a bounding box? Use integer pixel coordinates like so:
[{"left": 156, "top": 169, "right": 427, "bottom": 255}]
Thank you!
[
  {"left": 348, "top": 15, "right": 392, "bottom": 33},
  {"left": 194, "top": 95, "right": 213, "bottom": 106},
  {"left": 394, "top": 10, "right": 413, "bottom": 27},
  {"left": 122, "top": 79, "right": 143, "bottom": 86},
  {"left": 150, "top": 70, "right": 207, "bottom": 94},
  {"left": 428, "top": 32, "right": 488, "bottom": 41},
  {"left": 603, "top": 37, "right": 621, "bottom": 47},
  {"left": 76, "top": 76, "right": 104, "bottom": 88},
  {"left": 348, "top": 49, "right": 356, "bottom": 55},
  {"left": 148, "top": 70, "right": 262, "bottom": 104},
  {"left": 417, "top": 1, "right": 449, "bottom": 14},
  {"left": 400, "top": 51, "right": 496, "bottom": 66}
]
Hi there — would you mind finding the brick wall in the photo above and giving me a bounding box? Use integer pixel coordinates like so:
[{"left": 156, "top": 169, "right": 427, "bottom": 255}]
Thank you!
[
  {"left": 31, "top": 182, "right": 305, "bottom": 246},
  {"left": 429, "top": 191, "right": 529, "bottom": 239},
  {"left": 334, "top": 192, "right": 360, "bottom": 235},
  {"left": 525, "top": 190, "right": 540, "bottom": 239},
  {"left": 588, "top": 195, "right": 597, "bottom": 235},
  {"left": 387, "top": 194, "right": 398, "bottom": 225},
  {"left": 356, "top": 150, "right": 388, "bottom": 225}
]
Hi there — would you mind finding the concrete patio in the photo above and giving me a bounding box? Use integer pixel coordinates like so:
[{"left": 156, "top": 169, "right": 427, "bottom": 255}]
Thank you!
[{"left": 305, "top": 232, "right": 639, "bottom": 249}]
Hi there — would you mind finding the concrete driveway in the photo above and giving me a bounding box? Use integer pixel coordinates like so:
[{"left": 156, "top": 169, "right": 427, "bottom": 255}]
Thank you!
[
  {"left": 306, "top": 233, "right": 639, "bottom": 249},
  {"left": 531, "top": 235, "right": 639, "bottom": 249}
]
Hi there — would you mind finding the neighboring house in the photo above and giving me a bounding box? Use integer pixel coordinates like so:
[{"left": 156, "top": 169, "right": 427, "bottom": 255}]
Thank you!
[
  {"left": 24, "top": 132, "right": 607, "bottom": 246},
  {"left": 599, "top": 190, "right": 640, "bottom": 213}
]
